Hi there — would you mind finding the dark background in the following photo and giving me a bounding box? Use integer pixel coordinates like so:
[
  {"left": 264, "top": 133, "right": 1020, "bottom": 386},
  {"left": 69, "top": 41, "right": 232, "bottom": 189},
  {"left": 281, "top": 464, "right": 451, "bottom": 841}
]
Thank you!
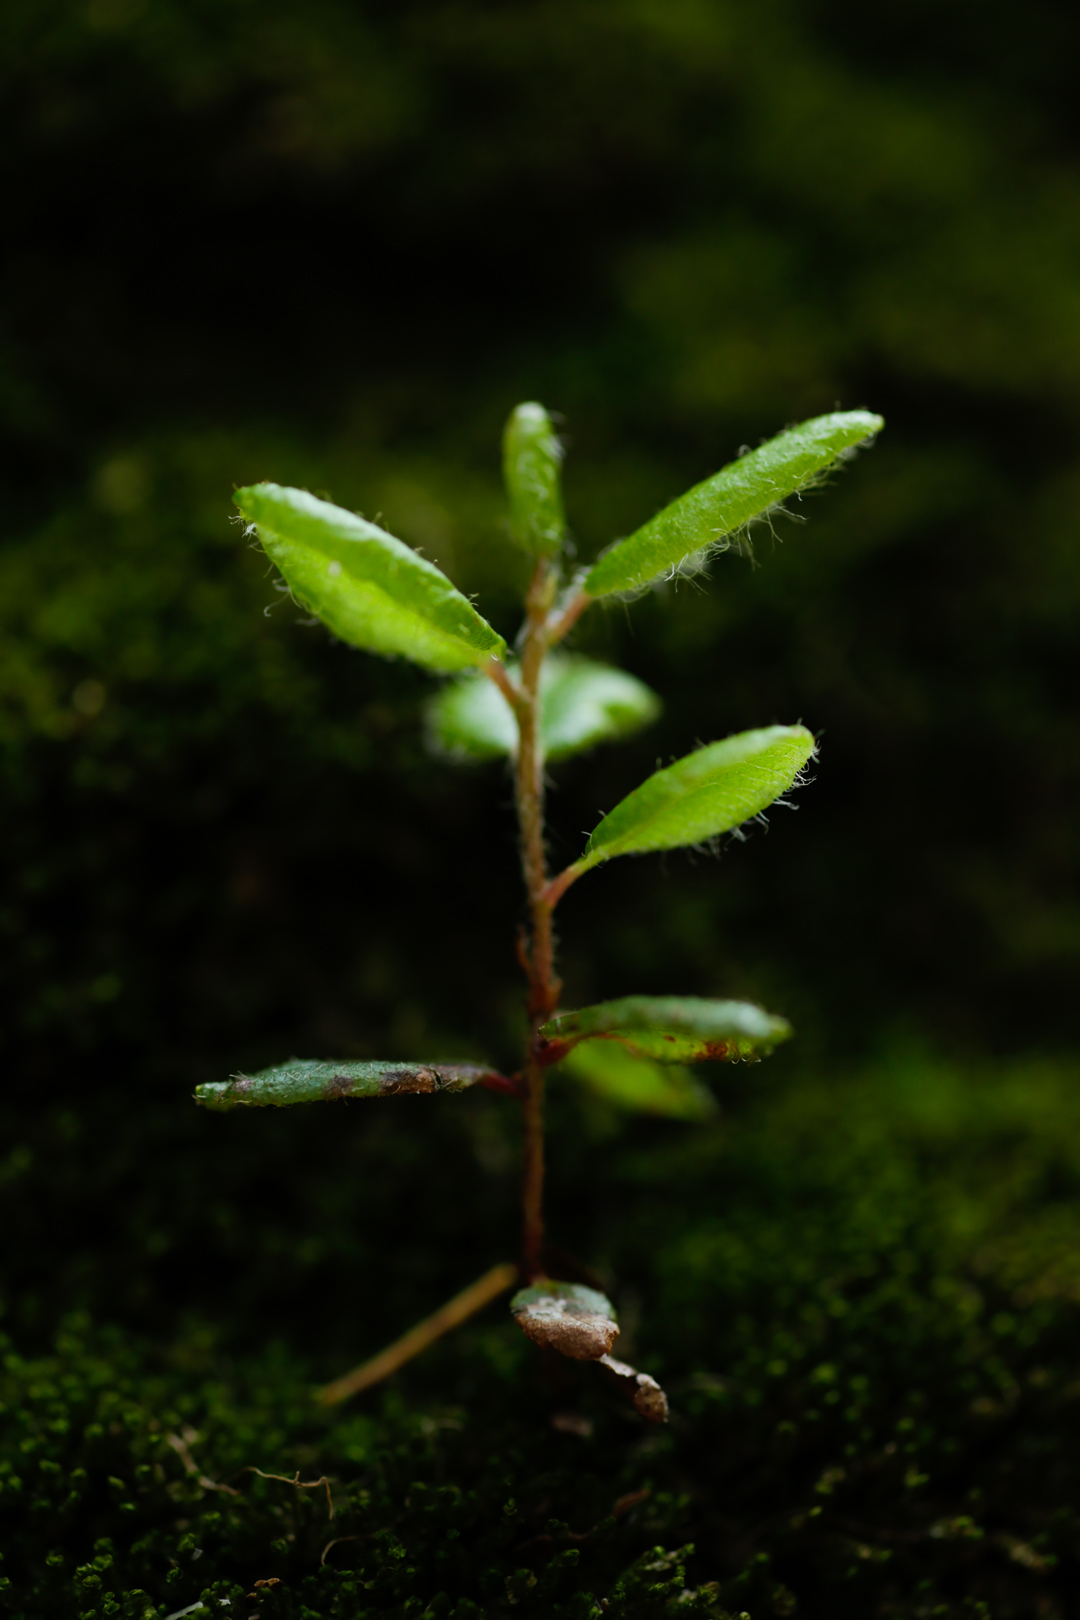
[
  {"left": 1, "top": 0, "right": 1080, "bottom": 1399},
  {"left": 4, "top": 0, "right": 1080, "bottom": 1341},
  {"left": 6, "top": 0, "right": 1080, "bottom": 1092}
]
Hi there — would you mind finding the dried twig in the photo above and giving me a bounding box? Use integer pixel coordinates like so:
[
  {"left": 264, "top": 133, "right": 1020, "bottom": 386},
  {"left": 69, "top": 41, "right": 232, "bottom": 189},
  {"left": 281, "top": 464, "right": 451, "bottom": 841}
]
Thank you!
[
  {"left": 316, "top": 1260, "right": 519, "bottom": 1404},
  {"left": 320, "top": 1535, "right": 362, "bottom": 1566},
  {"left": 165, "top": 1431, "right": 241, "bottom": 1497},
  {"left": 245, "top": 1467, "right": 334, "bottom": 1518}
]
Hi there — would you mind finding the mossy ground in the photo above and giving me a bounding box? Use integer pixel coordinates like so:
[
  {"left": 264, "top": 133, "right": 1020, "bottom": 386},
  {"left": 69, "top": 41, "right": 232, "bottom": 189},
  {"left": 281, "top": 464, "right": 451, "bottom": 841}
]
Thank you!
[{"left": 4, "top": 1055, "right": 1079, "bottom": 1618}]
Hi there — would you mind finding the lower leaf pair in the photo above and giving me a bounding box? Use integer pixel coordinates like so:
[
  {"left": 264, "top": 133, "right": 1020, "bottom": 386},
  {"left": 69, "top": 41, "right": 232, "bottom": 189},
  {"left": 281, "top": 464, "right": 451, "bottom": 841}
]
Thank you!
[{"left": 193, "top": 994, "right": 791, "bottom": 1113}]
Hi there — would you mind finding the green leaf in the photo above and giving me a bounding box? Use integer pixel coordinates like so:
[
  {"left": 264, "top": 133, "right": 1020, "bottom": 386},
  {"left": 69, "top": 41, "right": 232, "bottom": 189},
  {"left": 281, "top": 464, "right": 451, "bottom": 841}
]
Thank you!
[
  {"left": 510, "top": 1280, "right": 618, "bottom": 1359},
  {"left": 195, "top": 1059, "right": 504, "bottom": 1111},
  {"left": 503, "top": 401, "right": 565, "bottom": 557},
  {"left": 541, "top": 657, "right": 661, "bottom": 759},
  {"left": 425, "top": 654, "right": 661, "bottom": 762},
  {"left": 237, "top": 483, "right": 507, "bottom": 672},
  {"left": 558, "top": 1040, "right": 717, "bottom": 1121},
  {"left": 584, "top": 409, "right": 884, "bottom": 597},
  {"left": 570, "top": 724, "right": 815, "bottom": 873},
  {"left": 426, "top": 669, "right": 517, "bottom": 759},
  {"left": 540, "top": 996, "right": 792, "bottom": 1063}
]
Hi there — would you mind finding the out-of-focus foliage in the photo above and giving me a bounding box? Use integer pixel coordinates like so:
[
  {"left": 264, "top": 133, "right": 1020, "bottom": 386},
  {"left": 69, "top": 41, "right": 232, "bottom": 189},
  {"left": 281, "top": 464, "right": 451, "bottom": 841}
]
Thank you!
[
  {"left": 556, "top": 1039, "right": 717, "bottom": 1122},
  {"left": 427, "top": 656, "right": 661, "bottom": 762}
]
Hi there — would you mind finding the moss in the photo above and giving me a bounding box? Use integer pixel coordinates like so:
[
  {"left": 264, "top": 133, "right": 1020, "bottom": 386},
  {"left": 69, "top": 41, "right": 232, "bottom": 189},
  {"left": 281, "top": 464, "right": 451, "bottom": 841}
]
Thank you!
[{"left": 4, "top": 1055, "right": 1080, "bottom": 1616}]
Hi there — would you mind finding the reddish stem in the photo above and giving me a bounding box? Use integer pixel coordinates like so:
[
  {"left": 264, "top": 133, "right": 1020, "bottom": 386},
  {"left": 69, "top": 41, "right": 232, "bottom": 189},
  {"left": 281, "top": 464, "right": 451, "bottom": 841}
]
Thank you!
[
  {"left": 483, "top": 656, "right": 524, "bottom": 713},
  {"left": 514, "top": 558, "right": 563, "bottom": 1279},
  {"left": 546, "top": 585, "right": 592, "bottom": 647},
  {"left": 542, "top": 860, "right": 586, "bottom": 910}
]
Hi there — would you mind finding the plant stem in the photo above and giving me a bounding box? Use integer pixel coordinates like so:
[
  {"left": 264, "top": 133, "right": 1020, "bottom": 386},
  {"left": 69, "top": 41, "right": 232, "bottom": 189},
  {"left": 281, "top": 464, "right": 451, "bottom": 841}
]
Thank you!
[
  {"left": 545, "top": 584, "right": 592, "bottom": 647},
  {"left": 515, "top": 558, "right": 561, "bottom": 1279},
  {"left": 542, "top": 859, "right": 586, "bottom": 910},
  {"left": 483, "top": 656, "right": 523, "bottom": 711}
]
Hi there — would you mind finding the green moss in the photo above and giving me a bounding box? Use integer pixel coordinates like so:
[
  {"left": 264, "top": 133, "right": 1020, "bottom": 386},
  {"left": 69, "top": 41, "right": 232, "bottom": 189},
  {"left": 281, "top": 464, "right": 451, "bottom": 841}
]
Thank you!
[{"left": 4, "top": 1055, "right": 1080, "bottom": 1616}]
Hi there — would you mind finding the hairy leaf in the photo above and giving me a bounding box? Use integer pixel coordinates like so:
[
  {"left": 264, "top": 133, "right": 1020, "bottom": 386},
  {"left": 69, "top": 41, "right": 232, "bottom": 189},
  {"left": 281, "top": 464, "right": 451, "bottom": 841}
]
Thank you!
[
  {"left": 237, "top": 483, "right": 507, "bottom": 672},
  {"left": 502, "top": 401, "right": 565, "bottom": 557},
  {"left": 584, "top": 409, "right": 884, "bottom": 596},
  {"left": 569, "top": 724, "right": 815, "bottom": 873},
  {"left": 540, "top": 996, "right": 792, "bottom": 1063},
  {"left": 426, "top": 654, "right": 660, "bottom": 762},
  {"left": 558, "top": 1040, "right": 717, "bottom": 1121},
  {"left": 541, "top": 657, "right": 661, "bottom": 759},
  {"left": 510, "top": 1280, "right": 618, "bottom": 1360},
  {"left": 195, "top": 1059, "right": 505, "bottom": 1111}
]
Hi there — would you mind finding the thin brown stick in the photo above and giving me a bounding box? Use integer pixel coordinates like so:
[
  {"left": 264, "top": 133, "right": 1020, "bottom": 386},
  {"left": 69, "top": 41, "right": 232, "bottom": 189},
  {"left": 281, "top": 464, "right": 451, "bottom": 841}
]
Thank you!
[
  {"left": 321, "top": 1536, "right": 362, "bottom": 1567},
  {"left": 166, "top": 1431, "right": 241, "bottom": 1497},
  {"left": 245, "top": 1467, "right": 334, "bottom": 1518},
  {"left": 314, "top": 1261, "right": 518, "bottom": 1404}
]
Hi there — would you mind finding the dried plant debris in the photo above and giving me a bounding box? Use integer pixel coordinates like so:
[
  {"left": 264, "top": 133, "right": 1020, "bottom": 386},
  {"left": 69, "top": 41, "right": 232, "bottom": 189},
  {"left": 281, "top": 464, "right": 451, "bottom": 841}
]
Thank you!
[
  {"left": 510, "top": 1280, "right": 619, "bottom": 1360},
  {"left": 598, "top": 1354, "right": 670, "bottom": 1423},
  {"left": 194, "top": 1059, "right": 506, "bottom": 1110}
]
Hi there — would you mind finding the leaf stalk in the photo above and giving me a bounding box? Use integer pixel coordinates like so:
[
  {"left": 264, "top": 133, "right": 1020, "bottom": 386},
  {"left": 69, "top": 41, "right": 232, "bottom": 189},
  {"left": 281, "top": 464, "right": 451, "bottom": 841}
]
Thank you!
[{"left": 544, "top": 584, "right": 592, "bottom": 647}]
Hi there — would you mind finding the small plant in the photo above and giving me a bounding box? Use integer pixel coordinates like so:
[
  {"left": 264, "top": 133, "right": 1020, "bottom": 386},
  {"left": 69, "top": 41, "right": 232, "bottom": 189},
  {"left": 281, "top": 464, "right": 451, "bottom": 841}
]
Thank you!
[{"left": 196, "top": 403, "right": 883, "bottom": 1416}]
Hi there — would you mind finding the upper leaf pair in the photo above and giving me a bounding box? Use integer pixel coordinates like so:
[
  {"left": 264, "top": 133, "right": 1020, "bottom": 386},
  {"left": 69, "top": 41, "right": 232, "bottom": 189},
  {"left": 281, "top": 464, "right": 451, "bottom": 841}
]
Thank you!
[
  {"left": 501, "top": 401, "right": 883, "bottom": 597},
  {"left": 235, "top": 405, "right": 882, "bottom": 674}
]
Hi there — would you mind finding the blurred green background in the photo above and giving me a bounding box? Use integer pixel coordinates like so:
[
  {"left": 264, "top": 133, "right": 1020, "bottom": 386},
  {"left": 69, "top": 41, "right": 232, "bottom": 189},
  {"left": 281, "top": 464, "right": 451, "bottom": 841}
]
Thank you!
[{"left": 4, "top": 3, "right": 1080, "bottom": 1614}]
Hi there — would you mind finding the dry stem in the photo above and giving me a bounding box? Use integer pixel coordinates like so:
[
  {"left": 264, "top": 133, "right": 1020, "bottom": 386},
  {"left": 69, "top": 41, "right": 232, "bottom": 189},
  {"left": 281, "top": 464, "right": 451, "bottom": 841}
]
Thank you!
[{"left": 314, "top": 1261, "right": 518, "bottom": 1404}]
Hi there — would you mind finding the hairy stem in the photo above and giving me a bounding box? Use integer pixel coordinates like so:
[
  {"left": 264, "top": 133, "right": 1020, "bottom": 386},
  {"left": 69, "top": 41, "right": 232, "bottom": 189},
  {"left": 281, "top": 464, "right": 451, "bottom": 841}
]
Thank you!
[{"left": 515, "top": 559, "right": 561, "bottom": 1278}]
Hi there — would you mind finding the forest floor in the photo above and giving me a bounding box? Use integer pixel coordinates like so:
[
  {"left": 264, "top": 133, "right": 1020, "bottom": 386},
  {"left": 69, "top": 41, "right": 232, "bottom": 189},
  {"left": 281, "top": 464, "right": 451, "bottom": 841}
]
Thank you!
[{"left": 3, "top": 1052, "right": 1080, "bottom": 1618}]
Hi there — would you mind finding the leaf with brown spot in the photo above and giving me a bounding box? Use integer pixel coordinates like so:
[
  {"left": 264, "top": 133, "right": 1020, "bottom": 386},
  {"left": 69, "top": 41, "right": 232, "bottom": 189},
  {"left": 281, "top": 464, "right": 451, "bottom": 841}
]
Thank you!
[
  {"left": 538, "top": 996, "right": 791, "bottom": 1065},
  {"left": 510, "top": 1280, "right": 619, "bottom": 1360},
  {"left": 194, "top": 1059, "right": 511, "bottom": 1111}
]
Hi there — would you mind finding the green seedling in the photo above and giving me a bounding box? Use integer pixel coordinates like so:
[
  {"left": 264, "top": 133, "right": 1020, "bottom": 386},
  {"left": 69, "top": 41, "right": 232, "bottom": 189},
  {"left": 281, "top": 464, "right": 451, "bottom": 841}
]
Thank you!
[{"left": 197, "top": 403, "right": 883, "bottom": 1416}]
